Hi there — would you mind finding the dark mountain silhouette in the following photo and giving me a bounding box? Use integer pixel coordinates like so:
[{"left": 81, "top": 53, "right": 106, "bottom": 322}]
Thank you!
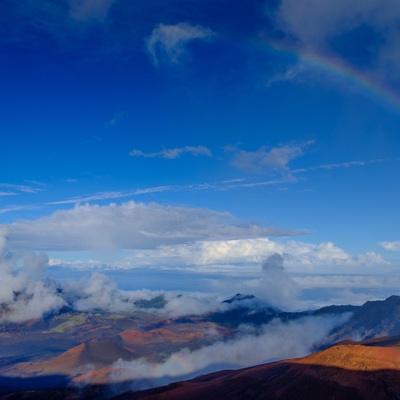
[
  {"left": 222, "top": 293, "right": 258, "bottom": 304},
  {"left": 327, "top": 295, "right": 400, "bottom": 342}
]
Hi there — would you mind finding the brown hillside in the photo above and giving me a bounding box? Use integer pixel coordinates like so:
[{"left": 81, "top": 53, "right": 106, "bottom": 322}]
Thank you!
[
  {"left": 119, "top": 329, "right": 189, "bottom": 345},
  {"left": 7, "top": 341, "right": 134, "bottom": 377},
  {"left": 117, "top": 337, "right": 400, "bottom": 400}
]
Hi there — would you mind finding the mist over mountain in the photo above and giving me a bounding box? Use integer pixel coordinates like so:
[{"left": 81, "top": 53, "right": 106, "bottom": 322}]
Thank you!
[
  {"left": 2, "top": 290, "right": 400, "bottom": 399},
  {"left": 118, "top": 336, "right": 400, "bottom": 400},
  {"left": 2, "top": 229, "right": 400, "bottom": 399}
]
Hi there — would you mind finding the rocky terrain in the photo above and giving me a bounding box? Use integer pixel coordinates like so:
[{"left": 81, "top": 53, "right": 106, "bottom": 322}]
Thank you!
[{"left": 2, "top": 294, "right": 400, "bottom": 399}]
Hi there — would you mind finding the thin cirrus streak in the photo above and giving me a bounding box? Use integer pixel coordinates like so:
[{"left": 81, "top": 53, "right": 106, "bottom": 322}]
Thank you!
[
  {"left": 291, "top": 158, "right": 386, "bottom": 174},
  {"left": 45, "top": 178, "right": 289, "bottom": 206},
  {"left": 0, "top": 183, "right": 44, "bottom": 193}
]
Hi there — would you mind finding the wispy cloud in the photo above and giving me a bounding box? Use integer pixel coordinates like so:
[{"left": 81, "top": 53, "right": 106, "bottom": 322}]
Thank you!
[
  {"left": 146, "top": 22, "right": 214, "bottom": 65},
  {"left": 47, "top": 186, "right": 183, "bottom": 205},
  {"left": 293, "top": 158, "right": 385, "bottom": 173},
  {"left": 380, "top": 241, "right": 400, "bottom": 252},
  {"left": 0, "top": 205, "right": 42, "bottom": 215},
  {"left": 109, "top": 111, "right": 125, "bottom": 127},
  {"left": 129, "top": 145, "right": 212, "bottom": 159},
  {"left": 0, "top": 192, "right": 16, "bottom": 197},
  {"left": 46, "top": 177, "right": 291, "bottom": 206},
  {"left": 0, "top": 183, "right": 44, "bottom": 194},
  {"left": 228, "top": 141, "right": 313, "bottom": 174},
  {"left": 68, "top": 0, "right": 115, "bottom": 21}
]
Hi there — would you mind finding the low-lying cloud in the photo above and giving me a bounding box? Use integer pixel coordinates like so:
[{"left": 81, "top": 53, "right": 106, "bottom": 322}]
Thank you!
[
  {"left": 0, "top": 228, "right": 228, "bottom": 322},
  {"left": 0, "top": 226, "right": 65, "bottom": 322},
  {"left": 111, "top": 314, "right": 347, "bottom": 390}
]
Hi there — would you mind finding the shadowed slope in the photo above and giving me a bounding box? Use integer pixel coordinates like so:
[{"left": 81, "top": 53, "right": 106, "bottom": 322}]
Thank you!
[{"left": 116, "top": 337, "right": 400, "bottom": 400}]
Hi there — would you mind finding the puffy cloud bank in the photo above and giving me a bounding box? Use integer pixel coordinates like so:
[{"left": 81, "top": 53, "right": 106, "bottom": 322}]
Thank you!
[
  {"left": 110, "top": 237, "right": 387, "bottom": 272},
  {"left": 0, "top": 226, "right": 229, "bottom": 322},
  {"left": 0, "top": 226, "right": 65, "bottom": 322}
]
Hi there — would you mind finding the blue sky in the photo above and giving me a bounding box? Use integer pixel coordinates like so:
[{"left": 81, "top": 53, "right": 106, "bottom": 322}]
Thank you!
[{"left": 1, "top": 0, "right": 400, "bottom": 306}]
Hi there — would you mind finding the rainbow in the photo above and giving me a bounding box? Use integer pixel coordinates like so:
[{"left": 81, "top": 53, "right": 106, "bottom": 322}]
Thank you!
[{"left": 261, "top": 38, "right": 400, "bottom": 114}]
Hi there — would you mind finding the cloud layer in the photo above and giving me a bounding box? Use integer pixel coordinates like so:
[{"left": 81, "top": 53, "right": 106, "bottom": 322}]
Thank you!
[{"left": 6, "top": 201, "right": 297, "bottom": 251}]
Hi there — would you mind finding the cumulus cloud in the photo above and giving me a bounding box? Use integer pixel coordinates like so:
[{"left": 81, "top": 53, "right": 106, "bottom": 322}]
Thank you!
[
  {"left": 0, "top": 227, "right": 226, "bottom": 322},
  {"left": 129, "top": 145, "right": 212, "bottom": 159},
  {"left": 6, "top": 201, "right": 296, "bottom": 252},
  {"left": 0, "top": 226, "right": 389, "bottom": 323},
  {"left": 229, "top": 142, "right": 313, "bottom": 174},
  {"left": 116, "top": 238, "right": 386, "bottom": 272},
  {"left": 259, "top": 253, "right": 299, "bottom": 309},
  {"left": 380, "top": 241, "right": 400, "bottom": 251},
  {"left": 0, "top": 227, "right": 65, "bottom": 322},
  {"left": 146, "top": 22, "right": 214, "bottom": 64},
  {"left": 111, "top": 314, "right": 346, "bottom": 388}
]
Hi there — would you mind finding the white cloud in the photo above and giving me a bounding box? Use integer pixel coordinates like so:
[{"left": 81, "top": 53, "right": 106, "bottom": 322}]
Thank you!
[
  {"left": 146, "top": 22, "right": 214, "bottom": 64},
  {"left": 0, "top": 183, "right": 43, "bottom": 193},
  {"left": 380, "top": 241, "right": 400, "bottom": 252},
  {"left": 128, "top": 238, "right": 387, "bottom": 271},
  {"left": 266, "top": 64, "right": 306, "bottom": 87},
  {"left": 6, "top": 201, "right": 296, "bottom": 252},
  {"left": 292, "top": 158, "right": 384, "bottom": 174},
  {"left": 0, "top": 192, "right": 16, "bottom": 197},
  {"left": 230, "top": 142, "right": 313, "bottom": 174},
  {"left": 259, "top": 253, "right": 300, "bottom": 309},
  {"left": 0, "top": 227, "right": 65, "bottom": 322},
  {"left": 54, "top": 238, "right": 387, "bottom": 276},
  {"left": 129, "top": 145, "right": 212, "bottom": 159},
  {"left": 111, "top": 315, "right": 346, "bottom": 387}
]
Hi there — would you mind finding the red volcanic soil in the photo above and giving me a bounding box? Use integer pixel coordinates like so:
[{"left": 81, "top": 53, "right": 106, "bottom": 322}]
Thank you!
[
  {"left": 6, "top": 341, "right": 134, "bottom": 377},
  {"left": 117, "top": 337, "right": 400, "bottom": 400},
  {"left": 119, "top": 328, "right": 200, "bottom": 346}
]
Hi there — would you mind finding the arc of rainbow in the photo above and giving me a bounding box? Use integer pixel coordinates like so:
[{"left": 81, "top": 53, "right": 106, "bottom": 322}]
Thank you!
[{"left": 261, "top": 38, "right": 400, "bottom": 115}]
